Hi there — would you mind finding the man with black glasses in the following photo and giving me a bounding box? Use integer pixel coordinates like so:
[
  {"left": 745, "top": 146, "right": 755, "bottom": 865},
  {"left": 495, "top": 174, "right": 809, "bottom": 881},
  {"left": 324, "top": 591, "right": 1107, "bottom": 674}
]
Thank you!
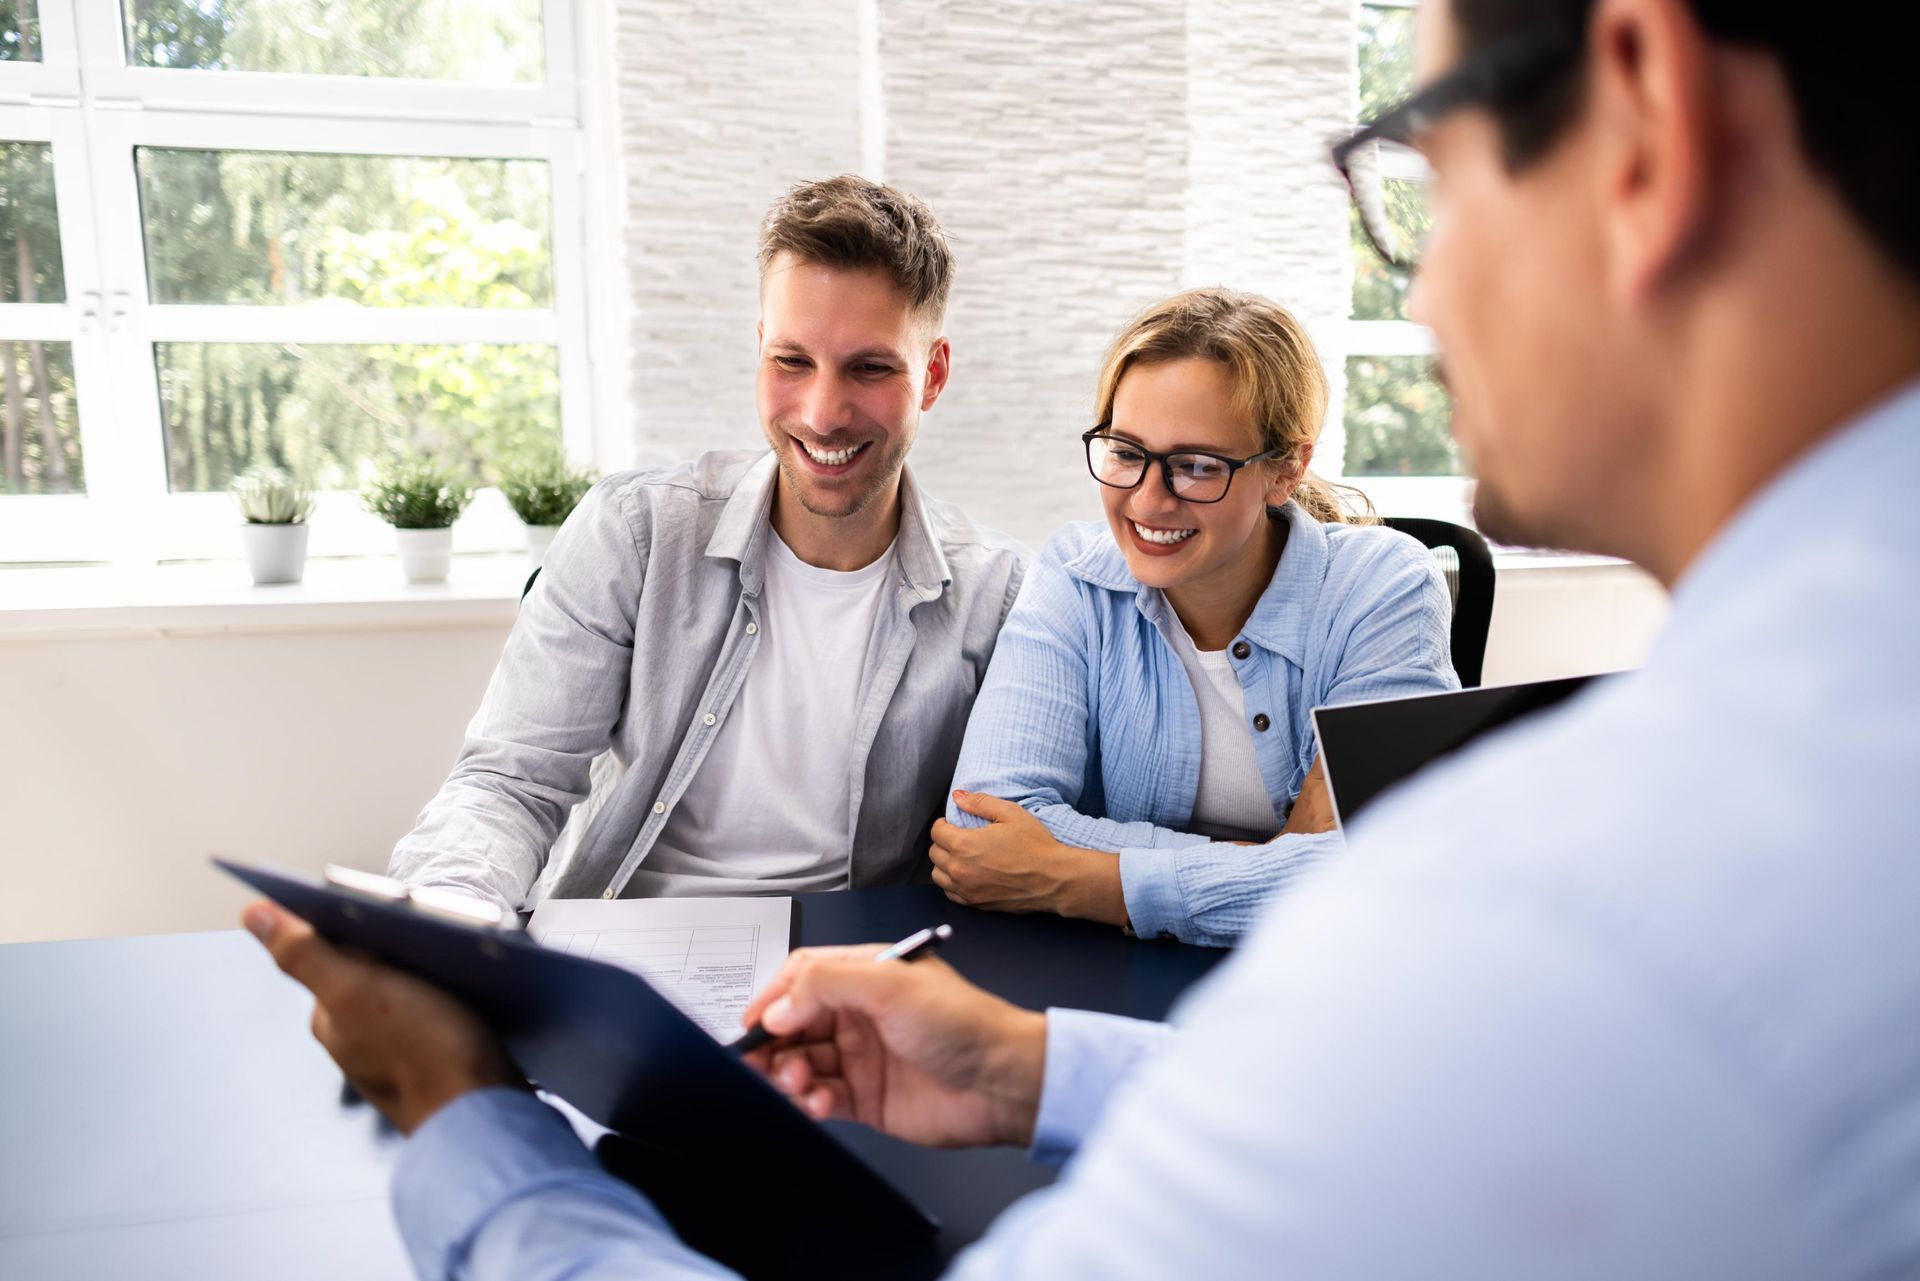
[{"left": 246, "top": 1, "right": 1920, "bottom": 1274}]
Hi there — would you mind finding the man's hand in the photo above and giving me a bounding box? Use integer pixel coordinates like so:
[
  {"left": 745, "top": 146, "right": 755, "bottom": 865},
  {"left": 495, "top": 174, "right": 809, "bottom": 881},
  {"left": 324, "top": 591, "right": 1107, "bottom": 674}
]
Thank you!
[
  {"left": 929, "top": 790, "right": 1128, "bottom": 926},
  {"left": 740, "top": 945, "right": 1048, "bottom": 1149},
  {"left": 1281, "top": 754, "right": 1336, "bottom": 836},
  {"left": 242, "top": 900, "right": 523, "bottom": 1134}
]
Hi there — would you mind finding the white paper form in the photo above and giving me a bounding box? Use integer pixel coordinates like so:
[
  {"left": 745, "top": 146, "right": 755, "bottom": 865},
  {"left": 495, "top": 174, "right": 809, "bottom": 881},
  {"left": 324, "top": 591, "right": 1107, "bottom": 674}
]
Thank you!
[{"left": 527, "top": 896, "right": 792, "bottom": 1040}]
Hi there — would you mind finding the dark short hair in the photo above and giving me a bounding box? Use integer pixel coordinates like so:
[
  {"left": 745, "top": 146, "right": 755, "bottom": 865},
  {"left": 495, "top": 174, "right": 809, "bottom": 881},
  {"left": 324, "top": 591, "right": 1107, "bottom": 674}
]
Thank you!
[
  {"left": 757, "top": 175, "right": 955, "bottom": 325},
  {"left": 1452, "top": 0, "right": 1920, "bottom": 285}
]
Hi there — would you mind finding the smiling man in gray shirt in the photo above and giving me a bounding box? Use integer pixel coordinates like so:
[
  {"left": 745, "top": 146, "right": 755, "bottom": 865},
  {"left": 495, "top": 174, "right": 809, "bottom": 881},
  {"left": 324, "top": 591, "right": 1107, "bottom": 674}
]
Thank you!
[{"left": 389, "top": 176, "right": 1026, "bottom": 909}]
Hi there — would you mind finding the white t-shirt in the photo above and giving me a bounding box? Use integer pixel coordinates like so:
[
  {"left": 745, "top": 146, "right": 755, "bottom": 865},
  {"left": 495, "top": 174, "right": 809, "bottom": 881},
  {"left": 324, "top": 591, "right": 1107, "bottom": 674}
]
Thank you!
[
  {"left": 1163, "top": 606, "right": 1282, "bottom": 842},
  {"left": 623, "top": 530, "right": 896, "bottom": 897}
]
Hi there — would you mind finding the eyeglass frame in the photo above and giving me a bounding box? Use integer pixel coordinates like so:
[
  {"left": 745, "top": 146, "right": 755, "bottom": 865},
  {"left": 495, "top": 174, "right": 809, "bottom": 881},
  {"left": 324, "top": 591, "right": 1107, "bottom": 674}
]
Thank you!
[
  {"left": 1331, "top": 25, "right": 1585, "bottom": 271},
  {"left": 1080, "top": 428, "right": 1287, "bottom": 505}
]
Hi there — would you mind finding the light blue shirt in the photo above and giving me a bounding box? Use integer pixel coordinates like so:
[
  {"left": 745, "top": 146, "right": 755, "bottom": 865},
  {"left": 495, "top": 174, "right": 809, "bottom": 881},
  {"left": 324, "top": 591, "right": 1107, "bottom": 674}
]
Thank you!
[
  {"left": 949, "top": 500, "right": 1457, "bottom": 945},
  {"left": 391, "top": 379, "right": 1920, "bottom": 1278}
]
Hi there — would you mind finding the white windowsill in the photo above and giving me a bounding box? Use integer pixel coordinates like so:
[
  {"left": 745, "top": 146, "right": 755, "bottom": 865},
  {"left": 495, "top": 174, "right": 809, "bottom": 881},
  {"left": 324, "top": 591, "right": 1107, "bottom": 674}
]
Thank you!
[
  {"left": 0, "top": 547, "right": 1638, "bottom": 641},
  {"left": 0, "top": 554, "right": 534, "bottom": 639},
  {"left": 1486, "top": 548, "right": 1633, "bottom": 572}
]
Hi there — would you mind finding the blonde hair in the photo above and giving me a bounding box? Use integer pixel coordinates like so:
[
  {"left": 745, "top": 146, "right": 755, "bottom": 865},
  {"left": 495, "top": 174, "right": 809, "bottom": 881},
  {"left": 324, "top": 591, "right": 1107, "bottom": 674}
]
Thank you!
[{"left": 1092, "top": 288, "right": 1374, "bottom": 525}]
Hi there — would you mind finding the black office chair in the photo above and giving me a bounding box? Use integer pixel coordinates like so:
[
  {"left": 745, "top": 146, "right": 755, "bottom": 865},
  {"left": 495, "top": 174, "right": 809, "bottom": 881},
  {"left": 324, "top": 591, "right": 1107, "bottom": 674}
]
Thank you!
[
  {"left": 1382, "top": 516, "right": 1495, "bottom": 688},
  {"left": 521, "top": 566, "right": 541, "bottom": 601}
]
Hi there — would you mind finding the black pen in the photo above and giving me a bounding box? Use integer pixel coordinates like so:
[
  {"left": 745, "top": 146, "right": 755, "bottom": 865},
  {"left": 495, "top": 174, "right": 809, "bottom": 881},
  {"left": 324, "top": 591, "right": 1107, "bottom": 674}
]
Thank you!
[{"left": 731, "top": 923, "right": 954, "bottom": 1055}]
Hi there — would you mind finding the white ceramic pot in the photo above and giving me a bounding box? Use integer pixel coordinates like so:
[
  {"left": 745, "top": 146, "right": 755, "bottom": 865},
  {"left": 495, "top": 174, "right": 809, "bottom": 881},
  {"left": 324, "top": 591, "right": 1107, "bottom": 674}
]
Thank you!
[
  {"left": 394, "top": 527, "right": 454, "bottom": 583},
  {"left": 239, "top": 522, "right": 309, "bottom": 585},
  {"left": 525, "top": 524, "right": 559, "bottom": 570}
]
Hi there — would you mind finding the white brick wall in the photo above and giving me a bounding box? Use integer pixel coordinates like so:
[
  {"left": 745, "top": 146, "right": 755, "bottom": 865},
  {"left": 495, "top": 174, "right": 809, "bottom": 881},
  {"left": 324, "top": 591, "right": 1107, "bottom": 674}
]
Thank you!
[
  {"left": 609, "top": 0, "right": 1354, "bottom": 545},
  {"left": 610, "top": 1, "right": 865, "bottom": 467}
]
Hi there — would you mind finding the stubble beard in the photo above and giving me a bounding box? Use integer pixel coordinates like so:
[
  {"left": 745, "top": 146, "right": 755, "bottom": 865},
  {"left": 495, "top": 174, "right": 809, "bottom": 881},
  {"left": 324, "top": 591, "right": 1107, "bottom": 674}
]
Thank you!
[{"left": 776, "top": 428, "right": 913, "bottom": 521}]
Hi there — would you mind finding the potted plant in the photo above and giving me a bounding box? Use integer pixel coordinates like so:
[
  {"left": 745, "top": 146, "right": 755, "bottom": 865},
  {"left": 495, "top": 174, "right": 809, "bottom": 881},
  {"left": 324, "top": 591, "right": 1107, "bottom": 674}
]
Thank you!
[
  {"left": 499, "top": 452, "right": 599, "bottom": 569},
  {"left": 362, "top": 456, "right": 475, "bottom": 583},
  {"left": 231, "top": 466, "right": 316, "bottom": 585}
]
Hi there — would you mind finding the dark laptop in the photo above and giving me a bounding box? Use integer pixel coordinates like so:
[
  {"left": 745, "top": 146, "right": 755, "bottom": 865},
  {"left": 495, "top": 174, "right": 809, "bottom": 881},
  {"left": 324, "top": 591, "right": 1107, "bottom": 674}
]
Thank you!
[{"left": 1312, "top": 675, "right": 1608, "bottom": 831}]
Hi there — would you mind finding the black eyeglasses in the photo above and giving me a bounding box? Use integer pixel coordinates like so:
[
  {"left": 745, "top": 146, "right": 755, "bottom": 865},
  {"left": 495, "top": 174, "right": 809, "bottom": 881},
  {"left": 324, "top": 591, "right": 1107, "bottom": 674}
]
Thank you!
[
  {"left": 1082, "top": 429, "right": 1283, "bottom": 505},
  {"left": 1332, "top": 27, "right": 1583, "bottom": 272}
]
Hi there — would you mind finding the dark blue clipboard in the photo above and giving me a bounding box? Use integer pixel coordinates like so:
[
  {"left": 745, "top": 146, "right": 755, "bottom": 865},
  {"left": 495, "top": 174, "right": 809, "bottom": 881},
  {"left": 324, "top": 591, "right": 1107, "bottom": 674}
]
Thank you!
[{"left": 215, "top": 859, "right": 940, "bottom": 1271}]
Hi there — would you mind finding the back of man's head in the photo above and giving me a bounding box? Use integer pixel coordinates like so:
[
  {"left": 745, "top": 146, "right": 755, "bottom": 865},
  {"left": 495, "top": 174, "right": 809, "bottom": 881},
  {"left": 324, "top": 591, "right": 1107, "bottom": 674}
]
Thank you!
[
  {"left": 1453, "top": 0, "right": 1918, "bottom": 287},
  {"left": 757, "top": 176, "right": 955, "bottom": 332}
]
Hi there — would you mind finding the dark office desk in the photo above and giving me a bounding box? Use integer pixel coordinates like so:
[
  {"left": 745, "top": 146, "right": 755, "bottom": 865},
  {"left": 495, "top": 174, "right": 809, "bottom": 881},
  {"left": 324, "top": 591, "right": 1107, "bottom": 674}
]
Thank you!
[{"left": 0, "top": 885, "right": 1224, "bottom": 1280}]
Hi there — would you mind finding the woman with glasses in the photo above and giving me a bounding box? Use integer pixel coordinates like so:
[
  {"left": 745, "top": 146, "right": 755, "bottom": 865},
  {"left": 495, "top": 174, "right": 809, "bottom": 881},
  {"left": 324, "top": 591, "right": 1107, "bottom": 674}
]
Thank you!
[{"left": 932, "top": 287, "right": 1457, "bottom": 947}]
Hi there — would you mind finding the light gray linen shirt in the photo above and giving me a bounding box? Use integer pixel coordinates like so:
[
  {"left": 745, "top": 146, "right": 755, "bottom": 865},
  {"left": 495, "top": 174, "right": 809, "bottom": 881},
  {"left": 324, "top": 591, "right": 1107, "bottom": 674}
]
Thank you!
[{"left": 389, "top": 450, "right": 1028, "bottom": 909}]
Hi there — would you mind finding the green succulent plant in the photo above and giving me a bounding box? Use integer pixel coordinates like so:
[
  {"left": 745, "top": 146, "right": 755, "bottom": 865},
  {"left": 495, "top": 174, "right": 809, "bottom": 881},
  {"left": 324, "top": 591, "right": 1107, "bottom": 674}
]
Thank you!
[
  {"left": 361, "top": 456, "right": 476, "bottom": 530},
  {"left": 231, "top": 466, "right": 316, "bottom": 525},
  {"left": 499, "top": 451, "right": 599, "bottom": 528}
]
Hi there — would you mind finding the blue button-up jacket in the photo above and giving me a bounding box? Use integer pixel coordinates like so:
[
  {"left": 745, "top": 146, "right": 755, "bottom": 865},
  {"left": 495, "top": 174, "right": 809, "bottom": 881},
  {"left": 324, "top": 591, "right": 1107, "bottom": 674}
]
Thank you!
[{"left": 947, "top": 500, "right": 1457, "bottom": 945}]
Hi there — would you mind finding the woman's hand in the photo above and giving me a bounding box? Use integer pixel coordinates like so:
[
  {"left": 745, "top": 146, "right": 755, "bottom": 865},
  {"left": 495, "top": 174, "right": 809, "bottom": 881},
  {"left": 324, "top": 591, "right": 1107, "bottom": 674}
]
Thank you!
[
  {"left": 928, "top": 790, "right": 1128, "bottom": 926},
  {"left": 740, "top": 946, "right": 1047, "bottom": 1149}
]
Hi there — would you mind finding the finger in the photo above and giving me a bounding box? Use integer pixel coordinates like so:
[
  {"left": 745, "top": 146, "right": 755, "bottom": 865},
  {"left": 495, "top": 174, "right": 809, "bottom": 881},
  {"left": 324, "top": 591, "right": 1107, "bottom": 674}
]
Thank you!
[
  {"left": 950, "top": 789, "right": 1026, "bottom": 824},
  {"left": 771, "top": 1038, "right": 841, "bottom": 1082},
  {"left": 931, "top": 865, "right": 962, "bottom": 896},
  {"left": 772, "top": 1051, "right": 815, "bottom": 1097},
  {"left": 763, "top": 954, "right": 940, "bottom": 1040},
  {"left": 243, "top": 901, "right": 362, "bottom": 1006},
  {"left": 800, "top": 1079, "right": 854, "bottom": 1122},
  {"left": 930, "top": 821, "right": 973, "bottom": 857},
  {"left": 742, "top": 944, "right": 888, "bottom": 1029},
  {"left": 930, "top": 818, "right": 961, "bottom": 844},
  {"left": 769, "top": 1040, "right": 845, "bottom": 1100}
]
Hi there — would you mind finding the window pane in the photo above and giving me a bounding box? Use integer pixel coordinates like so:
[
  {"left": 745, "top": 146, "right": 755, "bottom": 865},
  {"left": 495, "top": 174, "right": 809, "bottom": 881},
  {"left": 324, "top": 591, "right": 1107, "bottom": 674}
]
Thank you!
[
  {"left": 1359, "top": 4, "right": 1417, "bottom": 120},
  {"left": 1343, "top": 355, "right": 1460, "bottom": 477},
  {"left": 0, "top": 142, "right": 65, "bottom": 305},
  {"left": 122, "top": 0, "right": 544, "bottom": 84},
  {"left": 0, "top": 0, "right": 41, "bottom": 62},
  {"left": 0, "top": 340, "right": 82, "bottom": 494},
  {"left": 155, "top": 342, "right": 559, "bottom": 493},
  {"left": 139, "top": 149, "right": 552, "bottom": 308},
  {"left": 1350, "top": 177, "right": 1427, "bottom": 321}
]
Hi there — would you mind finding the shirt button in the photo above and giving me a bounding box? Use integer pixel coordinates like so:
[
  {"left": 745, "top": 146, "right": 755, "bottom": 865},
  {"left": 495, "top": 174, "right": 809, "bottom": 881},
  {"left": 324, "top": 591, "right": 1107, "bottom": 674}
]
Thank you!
[
  {"left": 746, "top": 621, "right": 758, "bottom": 635},
  {"left": 1231, "top": 641, "right": 1251, "bottom": 660},
  {"left": 1252, "top": 713, "right": 1271, "bottom": 732},
  {"left": 703, "top": 713, "right": 717, "bottom": 726},
  {"left": 601, "top": 888, "right": 615, "bottom": 900},
  {"left": 652, "top": 801, "right": 666, "bottom": 814}
]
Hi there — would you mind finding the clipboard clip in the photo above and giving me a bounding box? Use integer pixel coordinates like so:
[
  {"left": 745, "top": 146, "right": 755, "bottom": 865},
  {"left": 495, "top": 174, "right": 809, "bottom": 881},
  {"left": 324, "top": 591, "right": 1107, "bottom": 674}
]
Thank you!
[{"left": 323, "top": 864, "right": 519, "bottom": 931}]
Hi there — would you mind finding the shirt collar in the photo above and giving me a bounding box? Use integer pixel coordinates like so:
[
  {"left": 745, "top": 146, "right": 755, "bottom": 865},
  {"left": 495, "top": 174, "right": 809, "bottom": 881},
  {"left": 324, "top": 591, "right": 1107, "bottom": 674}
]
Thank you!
[
  {"left": 704, "top": 452, "right": 951, "bottom": 601},
  {"left": 1060, "top": 500, "right": 1329, "bottom": 666}
]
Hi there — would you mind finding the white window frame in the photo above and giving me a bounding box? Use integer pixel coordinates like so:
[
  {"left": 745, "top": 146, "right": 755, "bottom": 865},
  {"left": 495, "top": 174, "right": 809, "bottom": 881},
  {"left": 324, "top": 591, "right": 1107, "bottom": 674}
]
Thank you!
[
  {"left": 1337, "top": 0, "right": 1475, "bottom": 525},
  {"left": 0, "top": 103, "right": 109, "bottom": 561},
  {"left": 0, "top": 0, "right": 595, "bottom": 567},
  {"left": 76, "top": 0, "right": 579, "bottom": 124},
  {"left": 0, "top": 1, "right": 80, "bottom": 104}
]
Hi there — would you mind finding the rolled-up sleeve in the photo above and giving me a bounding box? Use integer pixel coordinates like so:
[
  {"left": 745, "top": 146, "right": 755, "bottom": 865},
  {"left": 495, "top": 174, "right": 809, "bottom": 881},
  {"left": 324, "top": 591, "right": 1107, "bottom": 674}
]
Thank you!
[
  {"left": 388, "top": 478, "right": 649, "bottom": 911},
  {"left": 1120, "top": 832, "right": 1341, "bottom": 947}
]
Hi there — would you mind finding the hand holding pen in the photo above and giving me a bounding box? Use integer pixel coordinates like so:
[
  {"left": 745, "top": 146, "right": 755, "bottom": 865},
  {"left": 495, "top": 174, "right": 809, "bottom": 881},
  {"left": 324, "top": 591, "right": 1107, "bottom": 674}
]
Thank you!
[
  {"left": 735, "top": 924, "right": 1053, "bottom": 1149},
  {"left": 731, "top": 924, "right": 953, "bottom": 1054}
]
